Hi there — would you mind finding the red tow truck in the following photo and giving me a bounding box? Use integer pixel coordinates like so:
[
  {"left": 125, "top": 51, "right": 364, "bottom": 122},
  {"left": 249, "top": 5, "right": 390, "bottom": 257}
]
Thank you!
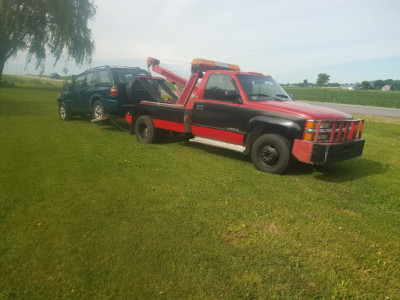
[{"left": 125, "top": 57, "right": 365, "bottom": 174}]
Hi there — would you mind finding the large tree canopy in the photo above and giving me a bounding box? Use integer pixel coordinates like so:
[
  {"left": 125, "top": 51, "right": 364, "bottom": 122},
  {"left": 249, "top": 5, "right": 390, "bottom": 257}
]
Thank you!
[
  {"left": 316, "top": 73, "right": 330, "bottom": 87},
  {"left": 0, "top": 0, "right": 95, "bottom": 83}
]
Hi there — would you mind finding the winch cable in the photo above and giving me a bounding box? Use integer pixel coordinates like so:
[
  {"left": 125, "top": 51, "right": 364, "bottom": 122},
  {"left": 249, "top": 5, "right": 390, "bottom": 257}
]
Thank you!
[{"left": 109, "top": 116, "right": 130, "bottom": 133}]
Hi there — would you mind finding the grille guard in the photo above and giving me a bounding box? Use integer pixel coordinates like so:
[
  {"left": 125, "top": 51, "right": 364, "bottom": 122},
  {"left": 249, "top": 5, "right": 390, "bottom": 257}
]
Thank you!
[{"left": 312, "top": 119, "right": 364, "bottom": 143}]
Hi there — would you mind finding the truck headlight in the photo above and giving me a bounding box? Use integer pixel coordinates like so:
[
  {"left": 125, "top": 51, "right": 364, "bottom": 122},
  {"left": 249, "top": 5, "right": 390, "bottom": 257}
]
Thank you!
[{"left": 304, "top": 120, "right": 332, "bottom": 142}]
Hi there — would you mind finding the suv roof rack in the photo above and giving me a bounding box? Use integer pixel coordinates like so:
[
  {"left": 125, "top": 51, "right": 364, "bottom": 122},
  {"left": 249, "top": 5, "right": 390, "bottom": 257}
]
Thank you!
[{"left": 87, "top": 65, "right": 145, "bottom": 71}]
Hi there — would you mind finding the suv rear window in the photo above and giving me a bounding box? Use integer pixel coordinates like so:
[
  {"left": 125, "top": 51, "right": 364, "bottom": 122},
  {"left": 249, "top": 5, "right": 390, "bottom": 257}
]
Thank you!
[
  {"left": 98, "top": 70, "right": 111, "bottom": 85},
  {"left": 113, "top": 68, "right": 148, "bottom": 84}
]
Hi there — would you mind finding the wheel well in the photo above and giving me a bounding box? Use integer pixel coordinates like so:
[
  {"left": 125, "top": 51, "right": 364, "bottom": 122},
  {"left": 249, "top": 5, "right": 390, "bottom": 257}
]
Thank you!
[
  {"left": 244, "top": 123, "right": 299, "bottom": 155},
  {"left": 249, "top": 124, "right": 296, "bottom": 143},
  {"left": 133, "top": 109, "right": 152, "bottom": 121},
  {"left": 91, "top": 97, "right": 101, "bottom": 108},
  {"left": 58, "top": 100, "right": 70, "bottom": 112}
]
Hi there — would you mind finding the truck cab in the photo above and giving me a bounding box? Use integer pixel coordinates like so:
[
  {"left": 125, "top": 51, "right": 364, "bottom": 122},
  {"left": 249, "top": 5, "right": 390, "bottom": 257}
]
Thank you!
[{"left": 126, "top": 58, "right": 364, "bottom": 174}]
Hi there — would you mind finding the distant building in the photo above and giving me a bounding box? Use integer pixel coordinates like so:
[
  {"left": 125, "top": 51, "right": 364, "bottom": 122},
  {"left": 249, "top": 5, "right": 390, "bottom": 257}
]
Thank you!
[{"left": 382, "top": 85, "right": 391, "bottom": 91}]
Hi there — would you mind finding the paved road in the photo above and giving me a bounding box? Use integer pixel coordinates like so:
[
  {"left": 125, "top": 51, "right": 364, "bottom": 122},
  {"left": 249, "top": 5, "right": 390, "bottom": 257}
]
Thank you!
[{"left": 298, "top": 101, "right": 400, "bottom": 119}]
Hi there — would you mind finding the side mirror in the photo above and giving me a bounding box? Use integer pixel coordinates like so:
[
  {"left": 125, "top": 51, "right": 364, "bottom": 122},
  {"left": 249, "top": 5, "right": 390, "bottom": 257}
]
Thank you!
[
  {"left": 225, "top": 90, "right": 241, "bottom": 103},
  {"left": 63, "top": 84, "right": 70, "bottom": 91}
]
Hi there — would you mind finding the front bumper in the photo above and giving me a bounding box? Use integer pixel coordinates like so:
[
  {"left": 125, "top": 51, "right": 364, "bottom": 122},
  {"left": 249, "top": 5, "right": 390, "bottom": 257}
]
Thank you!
[{"left": 292, "top": 139, "right": 365, "bottom": 165}]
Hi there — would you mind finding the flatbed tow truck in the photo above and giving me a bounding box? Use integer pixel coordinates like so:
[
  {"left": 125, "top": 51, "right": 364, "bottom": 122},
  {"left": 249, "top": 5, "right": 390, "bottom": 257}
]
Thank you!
[{"left": 125, "top": 57, "right": 365, "bottom": 174}]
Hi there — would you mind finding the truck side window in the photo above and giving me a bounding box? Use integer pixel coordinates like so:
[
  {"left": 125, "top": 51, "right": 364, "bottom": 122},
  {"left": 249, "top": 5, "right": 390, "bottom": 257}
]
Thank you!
[{"left": 203, "top": 74, "right": 240, "bottom": 102}]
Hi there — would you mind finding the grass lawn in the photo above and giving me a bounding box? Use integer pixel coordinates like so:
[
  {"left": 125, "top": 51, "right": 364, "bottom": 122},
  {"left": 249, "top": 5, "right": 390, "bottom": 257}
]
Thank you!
[{"left": 0, "top": 83, "right": 400, "bottom": 299}]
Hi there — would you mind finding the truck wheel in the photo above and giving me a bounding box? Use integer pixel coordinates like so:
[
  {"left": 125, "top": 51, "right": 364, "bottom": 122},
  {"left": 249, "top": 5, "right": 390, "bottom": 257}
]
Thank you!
[
  {"left": 251, "top": 134, "right": 290, "bottom": 174},
  {"left": 58, "top": 102, "right": 71, "bottom": 120},
  {"left": 135, "top": 115, "right": 156, "bottom": 143},
  {"left": 92, "top": 100, "right": 105, "bottom": 120}
]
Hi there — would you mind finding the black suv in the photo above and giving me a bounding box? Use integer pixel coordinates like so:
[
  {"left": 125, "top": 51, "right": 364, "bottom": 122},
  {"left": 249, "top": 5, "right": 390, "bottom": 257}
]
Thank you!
[{"left": 57, "top": 66, "right": 150, "bottom": 120}]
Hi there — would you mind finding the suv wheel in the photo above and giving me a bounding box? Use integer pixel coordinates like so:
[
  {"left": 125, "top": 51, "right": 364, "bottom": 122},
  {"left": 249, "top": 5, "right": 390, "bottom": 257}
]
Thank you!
[
  {"left": 135, "top": 115, "right": 156, "bottom": 143},
  {"left": 92, "top": 100, "right": 105, "bottom": 120},
  {"left": 251, "top": 134, "right": 291, "bottom": 174},
  {"left": 59, "top": 102, "right": 71, "bottom": 120}
]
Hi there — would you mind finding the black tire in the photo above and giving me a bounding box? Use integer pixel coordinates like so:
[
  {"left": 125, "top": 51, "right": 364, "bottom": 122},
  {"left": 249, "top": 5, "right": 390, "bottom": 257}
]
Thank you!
[
  {"left": 251, "top": 134, "right": 291, "bottom": 174},
  {"left": 92, "top": 100, "right": 105, "bottom": 120},
  {"left": 58, "top": 101, "right": 71, "bottom": 120},
  {"left": 135, "top": 115, "right": 156, "bottom": 143}
]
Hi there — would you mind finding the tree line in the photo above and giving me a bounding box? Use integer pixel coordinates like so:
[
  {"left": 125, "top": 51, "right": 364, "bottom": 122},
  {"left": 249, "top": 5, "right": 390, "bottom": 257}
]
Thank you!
[
  {"left": 360, "top": 79, "right": 400, "bottom": 90},
  {"left": 287, "top": 74, "right": 400, "bottom": 90}
]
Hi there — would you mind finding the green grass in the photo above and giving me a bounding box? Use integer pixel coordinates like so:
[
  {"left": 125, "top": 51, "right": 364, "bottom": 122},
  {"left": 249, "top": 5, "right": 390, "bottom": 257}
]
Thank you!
[
  {"left": 1, "top": 85, "right": 400, "bottom": 299},
  {"left": 285, "top": 87, "right": 400, "bottom": 108}
]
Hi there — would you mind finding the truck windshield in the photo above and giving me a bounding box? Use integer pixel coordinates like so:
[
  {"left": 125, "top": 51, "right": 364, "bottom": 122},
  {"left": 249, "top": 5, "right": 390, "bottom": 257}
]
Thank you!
[{"left": 236, "top": 75, "right": 292, "bottom": 101}]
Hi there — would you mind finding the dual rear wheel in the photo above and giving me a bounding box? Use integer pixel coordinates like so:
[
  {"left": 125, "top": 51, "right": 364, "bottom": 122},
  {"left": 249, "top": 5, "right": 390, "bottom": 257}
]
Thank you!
[{"left": 134, "top": 115, "right": 156, "bottom": 143}]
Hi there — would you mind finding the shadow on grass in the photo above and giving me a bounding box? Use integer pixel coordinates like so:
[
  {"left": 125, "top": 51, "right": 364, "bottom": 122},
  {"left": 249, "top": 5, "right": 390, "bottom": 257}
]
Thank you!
[
  {"left": 181, "top": 141, "right": 250, "bottom": 163},
  {"left": 63, "top": 118, "right": 388, "bottom": 182},
  {"left": 67, "top": 115, "right": 131, "bottom": 132},
  {"left": 180, "top": 142, "right": 388, "bottom": 181},
  {"left": 68, "top": 115, "right": 92, "bottom": 122},
  {"left": 308, "top": 158, "right": 388, "bottom": 182},
  {"left": 179, "top": 141, "right": 388, "bottom": 181}
]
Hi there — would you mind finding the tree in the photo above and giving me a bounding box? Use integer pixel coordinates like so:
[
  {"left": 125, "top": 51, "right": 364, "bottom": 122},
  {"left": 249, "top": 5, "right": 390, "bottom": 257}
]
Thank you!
[
  {"left": 391, "top": 80, "right": 400, "bottom": 90},
  {"left": 316, "top": 73, "right": 330, "bottom": 87},
  {"left": 0, "top": 0, "right": 95, "bottom": 84},
  {"left": 384, "top": 79, "right": 393, "bottom": 86},
  {"left": 361, "top": 81, "right": 371, "bottom": 90},
  {"left": 372, "top": 80, "right": 385, "bottom": 90},
  {"left": 62, "top": 66, "right": 68, "bottom": 77}
]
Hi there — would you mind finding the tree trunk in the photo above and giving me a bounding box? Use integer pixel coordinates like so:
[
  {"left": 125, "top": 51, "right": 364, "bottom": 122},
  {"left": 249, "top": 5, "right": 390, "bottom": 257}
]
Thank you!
[{"left": 0, "top": 55, "right": 6, "bottom": 85}]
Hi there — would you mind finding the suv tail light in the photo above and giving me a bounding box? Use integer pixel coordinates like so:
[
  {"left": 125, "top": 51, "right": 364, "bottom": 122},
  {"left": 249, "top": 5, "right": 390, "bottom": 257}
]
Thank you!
[{"left": 110, "top": 85, "right": 118, "bottom": 97}]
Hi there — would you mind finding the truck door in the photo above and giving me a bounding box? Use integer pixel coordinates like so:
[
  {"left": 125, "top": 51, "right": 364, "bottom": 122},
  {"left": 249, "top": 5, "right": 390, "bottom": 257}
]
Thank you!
[{"left": 192, "top": 73, "right": 246, "bottom": 145}]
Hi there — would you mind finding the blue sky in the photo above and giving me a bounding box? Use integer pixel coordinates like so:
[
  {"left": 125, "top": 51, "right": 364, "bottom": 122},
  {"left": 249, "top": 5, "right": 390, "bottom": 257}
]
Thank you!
[{"left": 4, "top": 0, "right": 400, "bottom": 83}]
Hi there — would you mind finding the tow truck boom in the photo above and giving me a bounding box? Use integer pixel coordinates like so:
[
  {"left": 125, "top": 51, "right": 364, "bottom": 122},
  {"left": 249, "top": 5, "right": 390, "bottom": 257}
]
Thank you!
[{"left": 147, "top": 57, "right": 198, "bottom": 96}]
